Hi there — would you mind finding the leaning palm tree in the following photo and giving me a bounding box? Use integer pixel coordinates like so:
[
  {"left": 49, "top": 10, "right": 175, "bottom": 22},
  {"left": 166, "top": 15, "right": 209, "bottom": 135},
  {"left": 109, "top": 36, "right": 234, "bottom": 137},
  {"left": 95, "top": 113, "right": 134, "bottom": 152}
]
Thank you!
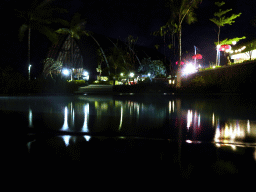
[
  {"left": 165, "top": 0, "right": 202, "bottom": 87},
  {"left": 84, "top": 31, "right": 110, "bottom": 75},
  {"left": 16, "top": 0, "right": 67, "bottom": 79}
]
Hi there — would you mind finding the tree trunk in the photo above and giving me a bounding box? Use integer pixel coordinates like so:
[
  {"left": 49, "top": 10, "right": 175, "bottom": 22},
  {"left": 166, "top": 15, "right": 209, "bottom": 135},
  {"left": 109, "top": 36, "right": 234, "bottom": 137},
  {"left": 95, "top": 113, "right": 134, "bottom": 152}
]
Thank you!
[
  {"left": 216, "top": 26, "right": 221, "bottom": 66},
  {"left": 90, "top": 34, "right": 110, "bottom": 75},
  {"left": 28, "top": 27, "right": 31, "bottom": 81},
  {"left": 71, "top": 35, "right": 73, "bottom": 81},
  {"left": 176, "top": 24, "right": 182, "bottom": 88}
]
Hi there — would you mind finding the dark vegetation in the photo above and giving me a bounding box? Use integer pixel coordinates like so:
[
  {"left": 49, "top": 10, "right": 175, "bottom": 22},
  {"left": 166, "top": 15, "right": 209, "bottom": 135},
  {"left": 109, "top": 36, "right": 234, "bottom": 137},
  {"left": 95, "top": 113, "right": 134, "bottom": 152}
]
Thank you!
[
  {"left": 0, "top": 66, "right": 86, "bottom": 95},
  {"left": 180, "top": 60, "right": 256, "bottom": 94}
]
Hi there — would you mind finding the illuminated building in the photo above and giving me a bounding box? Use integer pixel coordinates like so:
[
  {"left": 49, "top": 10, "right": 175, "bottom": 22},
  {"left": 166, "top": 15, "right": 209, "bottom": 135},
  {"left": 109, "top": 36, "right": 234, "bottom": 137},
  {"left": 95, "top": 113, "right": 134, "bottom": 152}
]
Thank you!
[{"left": 47, "top": 34, "right": 84, "bottom": 79}]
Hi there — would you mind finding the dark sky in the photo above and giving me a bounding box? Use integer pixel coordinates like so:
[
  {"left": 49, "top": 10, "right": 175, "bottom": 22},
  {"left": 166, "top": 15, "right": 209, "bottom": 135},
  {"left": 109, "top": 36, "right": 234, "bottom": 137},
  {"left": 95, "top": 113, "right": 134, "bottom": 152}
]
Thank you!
[{"left": 2, "top": 0, "right": 256, "bottom": 76}]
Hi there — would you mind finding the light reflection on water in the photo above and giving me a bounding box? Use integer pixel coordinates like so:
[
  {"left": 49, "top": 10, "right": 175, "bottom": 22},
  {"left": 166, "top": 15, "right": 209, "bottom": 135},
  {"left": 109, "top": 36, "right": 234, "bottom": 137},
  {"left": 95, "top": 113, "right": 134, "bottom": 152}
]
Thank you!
[
  {"left": 1, "top": 95, "right": 256, "bottom": 146},
  {"left": 7, "top": 96, "right": 254, "bottom": 179}
]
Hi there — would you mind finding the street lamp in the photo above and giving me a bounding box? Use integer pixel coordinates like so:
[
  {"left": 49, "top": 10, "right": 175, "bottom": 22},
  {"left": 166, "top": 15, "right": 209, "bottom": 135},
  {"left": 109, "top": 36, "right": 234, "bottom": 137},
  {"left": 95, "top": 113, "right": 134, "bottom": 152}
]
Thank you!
[
  {"left": 182, "top": 63, "right": 197, "bottom": 76},
  {"left": 62, "top": 68, "right": 70, "bottom": 76},
  {"left": 28, "top": 64, "right": 32, "bottom": 81},
  {"left": 83, "top": 71, "right": 89, "bottom": 81}
]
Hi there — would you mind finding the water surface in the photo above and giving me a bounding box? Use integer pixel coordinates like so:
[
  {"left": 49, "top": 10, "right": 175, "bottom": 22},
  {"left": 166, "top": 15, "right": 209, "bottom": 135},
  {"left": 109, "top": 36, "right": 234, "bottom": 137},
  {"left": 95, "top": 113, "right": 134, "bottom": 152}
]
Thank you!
[{"left": 2, "top": 95, "right": 256, "bottom": 181}]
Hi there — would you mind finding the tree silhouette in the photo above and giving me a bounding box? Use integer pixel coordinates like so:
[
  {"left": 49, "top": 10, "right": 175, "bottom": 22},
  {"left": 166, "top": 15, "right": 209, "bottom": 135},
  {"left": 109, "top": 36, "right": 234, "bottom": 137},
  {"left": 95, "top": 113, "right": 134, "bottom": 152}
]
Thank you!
[{"left": 16, "top": 0, "right": 67, "bottom": 78}]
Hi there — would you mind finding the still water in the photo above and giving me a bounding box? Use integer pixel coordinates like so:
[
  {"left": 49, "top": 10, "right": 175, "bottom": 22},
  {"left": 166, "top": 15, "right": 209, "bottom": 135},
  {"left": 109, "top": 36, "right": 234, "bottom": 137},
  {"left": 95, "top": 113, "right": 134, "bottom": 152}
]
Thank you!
[{"left": 2, "top": 95, "right": 256, "bottom": 181}]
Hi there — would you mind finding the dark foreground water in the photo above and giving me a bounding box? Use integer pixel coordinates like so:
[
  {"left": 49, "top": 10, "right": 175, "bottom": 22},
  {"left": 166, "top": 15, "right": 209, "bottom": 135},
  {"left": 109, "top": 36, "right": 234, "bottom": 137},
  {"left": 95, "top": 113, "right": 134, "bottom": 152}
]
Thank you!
[{"left": 2, "top": 94, "right": 256, "bottom": 184}]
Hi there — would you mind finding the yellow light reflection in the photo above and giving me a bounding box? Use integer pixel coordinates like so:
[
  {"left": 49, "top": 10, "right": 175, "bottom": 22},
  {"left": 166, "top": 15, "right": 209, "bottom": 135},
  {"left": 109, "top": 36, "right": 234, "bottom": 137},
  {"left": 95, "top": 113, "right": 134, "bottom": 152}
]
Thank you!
[
  {"left": 212, "top": 113, "right": 215, "bottom": 126},
  {"left": 119, "top": 104, "right": 123, "bottom": 131}
]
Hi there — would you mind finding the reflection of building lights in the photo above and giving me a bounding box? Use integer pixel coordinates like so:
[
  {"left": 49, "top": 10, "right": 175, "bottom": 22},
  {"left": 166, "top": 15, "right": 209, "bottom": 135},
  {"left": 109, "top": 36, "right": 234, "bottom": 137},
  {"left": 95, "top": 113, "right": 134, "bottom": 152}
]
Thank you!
[
  {"left": 247, "top": 120, "right": 250, "bottom": 133},
  {"left": 212, "top": 113, "right": 215, "bottom": 126},
  {"left": 82, "top": 103, "right": 89, "bottom": 133},
  {"left": 119, "top": 104, "right": 123, "bottom": 130},
  {"left": 61, "top": 106, "right": 69, "bottom": 131},
  {"left": 62, "top": 135, "right": 71, "bottom": 146},
  {"left": 28, "top": 108, "right": 33, "bottom": 128},
  {"left": 187, "top": 110, "right": 193, "bottom": 129},
  {"left": 198, "top": 114, "right": 200, "bottom": 127},
  {"left": 169, "top": 101, "right": 172, "bottom": 113}
]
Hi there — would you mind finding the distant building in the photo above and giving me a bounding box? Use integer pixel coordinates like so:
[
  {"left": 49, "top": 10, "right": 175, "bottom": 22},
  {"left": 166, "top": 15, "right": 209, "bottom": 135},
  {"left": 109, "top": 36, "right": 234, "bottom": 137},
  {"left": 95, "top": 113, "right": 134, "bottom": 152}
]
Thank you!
[
  {"left": 47, "top": 34, "right": 84, "bottom": 79},
  {"left": 230, "top": 49, "right": 256, "bottom": 63}
]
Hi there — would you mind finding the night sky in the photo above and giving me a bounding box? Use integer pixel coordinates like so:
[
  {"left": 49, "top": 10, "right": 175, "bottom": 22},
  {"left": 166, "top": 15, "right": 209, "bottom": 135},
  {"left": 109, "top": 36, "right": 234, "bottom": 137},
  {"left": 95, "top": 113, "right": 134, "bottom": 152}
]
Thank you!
[{"left": 1, "top": 0, "right": 256, "bottom": 77}]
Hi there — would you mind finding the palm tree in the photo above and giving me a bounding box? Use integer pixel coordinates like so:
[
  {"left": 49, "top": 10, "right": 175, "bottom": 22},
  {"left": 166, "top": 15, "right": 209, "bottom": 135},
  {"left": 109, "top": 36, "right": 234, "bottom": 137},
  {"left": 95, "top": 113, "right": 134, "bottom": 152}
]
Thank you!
[
  {"left": 165, "top": 0, "right": 202, "bottom": 87},
  {"left": 16, "top": 0, "right": 67, "bottom": 79},
  {"left": 85, "top": 32, "right": 110, "bottom": 76},
  {"left": 56, "top": 13, "right": 110, "bottom": 76}
]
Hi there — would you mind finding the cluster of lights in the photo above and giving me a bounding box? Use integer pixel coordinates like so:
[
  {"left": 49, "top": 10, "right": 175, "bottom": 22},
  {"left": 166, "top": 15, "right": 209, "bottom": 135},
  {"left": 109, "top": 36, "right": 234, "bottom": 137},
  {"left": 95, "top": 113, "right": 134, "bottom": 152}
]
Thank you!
[
  {"left": 62, "top": 68, "right": 89, "bottom": 80},
  {"left": 228, "top": 46, "right": 246, "bottom": 54},
  {"left": 216, "top": 41, "right": 246, "bottom": 54}
]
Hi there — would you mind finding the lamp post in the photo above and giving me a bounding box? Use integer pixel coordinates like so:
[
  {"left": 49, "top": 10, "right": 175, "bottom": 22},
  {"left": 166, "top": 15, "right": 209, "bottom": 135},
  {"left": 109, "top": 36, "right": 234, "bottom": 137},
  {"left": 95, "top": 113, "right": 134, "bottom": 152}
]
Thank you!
[{"left": 28, "top": 64, "right": 32, "bottom": 81}]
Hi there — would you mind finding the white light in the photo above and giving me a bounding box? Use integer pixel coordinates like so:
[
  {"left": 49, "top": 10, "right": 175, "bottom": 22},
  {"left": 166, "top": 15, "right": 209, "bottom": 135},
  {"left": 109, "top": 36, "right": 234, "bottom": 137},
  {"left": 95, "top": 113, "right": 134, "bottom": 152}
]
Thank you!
[
  {"left": 83, "top": 71, "right": 89, "bottom": 76},
  {"left": 182, "top": 63, "right": 197, "bottom": 75},
  {"left": 232, "top": 41, "right": 237, "bottom": 45},
  {"left": 130, "top": 72, "right": 134, "bottom": 78},
  {"left": 62, "top": 69, "right": 70, "bottom": 76},
  {"left": 148, "top": 73, "right": 151, "bottom": 77}
]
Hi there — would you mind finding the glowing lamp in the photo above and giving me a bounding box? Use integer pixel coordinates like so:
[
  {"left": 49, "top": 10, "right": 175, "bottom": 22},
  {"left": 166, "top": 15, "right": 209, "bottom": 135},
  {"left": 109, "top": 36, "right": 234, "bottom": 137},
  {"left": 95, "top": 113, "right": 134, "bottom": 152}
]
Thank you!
[
  {"left": 175, "top": 61, "right": 185, "bottom": 65},
  {"left": 182, "top": 63, "right": 197, "bottom": 75},
  {"left": 62, "top": 69, "right": 70, "bottom": 76},
  {"left": 83, "top": 71, "right": 89, "bottom": 76},
  {"left": 219, "top": 44, "right": 231, "bottom": 51},
  {"left": 192, "top": 54, "right": 202, "bottom": 60}
]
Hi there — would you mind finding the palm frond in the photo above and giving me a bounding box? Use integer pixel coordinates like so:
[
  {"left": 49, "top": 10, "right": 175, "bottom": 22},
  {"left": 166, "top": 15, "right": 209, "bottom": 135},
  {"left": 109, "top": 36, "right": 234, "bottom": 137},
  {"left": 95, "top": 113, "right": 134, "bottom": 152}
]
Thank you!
[
  {"left": 18, "top": 24, "right": 28, "bottom": 42},
  {"left": 56, "top": 28, "right": 71, "bottom": 34},
  {"left": 40, "top": 26, "right": 59, "bottom": 43},
  {"left": 186, "top": 8, "right": 197, "bottom": 24},
  {"left": 71, "top": 13, "right": 82, "bottom": 27}
]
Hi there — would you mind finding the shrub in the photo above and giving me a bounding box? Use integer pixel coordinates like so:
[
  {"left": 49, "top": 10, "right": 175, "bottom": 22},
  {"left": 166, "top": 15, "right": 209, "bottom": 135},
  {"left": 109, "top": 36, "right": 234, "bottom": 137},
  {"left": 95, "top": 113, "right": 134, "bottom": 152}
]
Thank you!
[{"left": 191, "top": 76, "right": 205, "bottom": 87}]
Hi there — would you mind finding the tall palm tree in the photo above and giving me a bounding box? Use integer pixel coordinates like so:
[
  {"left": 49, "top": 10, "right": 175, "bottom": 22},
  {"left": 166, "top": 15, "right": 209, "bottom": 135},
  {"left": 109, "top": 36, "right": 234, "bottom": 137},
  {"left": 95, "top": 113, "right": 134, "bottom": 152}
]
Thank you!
[
  {"left": 85, "top": 32, "right": 110, "bottom": 76},
  {"left": 56, "top": 13, "right": 110, "bottom": 76},
  {"left": 16, "top": 0, "right": 67, "bottom": 79},
  {"left": 165, "top": 0, "right": 202, "bottom": 87}
]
